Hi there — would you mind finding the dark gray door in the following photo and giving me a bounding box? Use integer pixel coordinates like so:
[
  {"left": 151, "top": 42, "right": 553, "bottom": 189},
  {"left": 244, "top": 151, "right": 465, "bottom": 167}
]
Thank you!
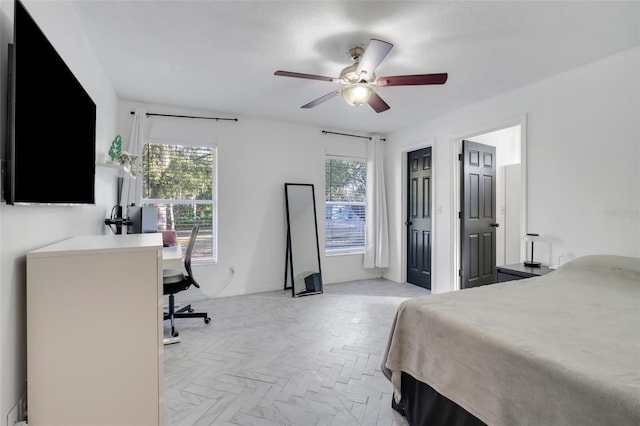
[
  {"left": 460, "top": 140, "right": 498, "bottom": 288},
  {"left": 407, "top": 147, "right": 432, "bottom": 289}
]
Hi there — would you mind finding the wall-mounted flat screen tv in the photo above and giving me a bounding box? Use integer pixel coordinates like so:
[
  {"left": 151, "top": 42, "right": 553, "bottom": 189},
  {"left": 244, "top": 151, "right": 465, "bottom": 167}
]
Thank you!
[{"left": 4, "top": 0, "right": 96, "bottom": 205}]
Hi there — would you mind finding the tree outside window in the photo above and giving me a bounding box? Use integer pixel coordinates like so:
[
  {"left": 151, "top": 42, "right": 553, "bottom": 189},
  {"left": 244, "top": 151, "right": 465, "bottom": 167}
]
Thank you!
[{"left": 141, "top": 143, "right": 217, "bottom": 262}]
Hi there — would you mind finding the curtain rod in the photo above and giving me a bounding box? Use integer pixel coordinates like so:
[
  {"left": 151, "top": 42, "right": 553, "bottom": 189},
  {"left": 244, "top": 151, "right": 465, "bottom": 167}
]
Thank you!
[
  {"left": 321, "top": 130, "right": 385, "bottom": 141},
  {"left": 130, "top": 111, "right": 238, "bottom": 122}
]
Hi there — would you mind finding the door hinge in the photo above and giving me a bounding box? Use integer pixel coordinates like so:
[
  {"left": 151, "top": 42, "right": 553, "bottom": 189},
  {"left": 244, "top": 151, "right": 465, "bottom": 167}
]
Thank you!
[
  {"left": 458, "top": 153, "right": 463, "bottom": 161},
  {"left": 458, "top": 211, "right": 463, "bottom": 219},
  {"left": 458, "top": 269, "right": 463, "bottom": 277}
]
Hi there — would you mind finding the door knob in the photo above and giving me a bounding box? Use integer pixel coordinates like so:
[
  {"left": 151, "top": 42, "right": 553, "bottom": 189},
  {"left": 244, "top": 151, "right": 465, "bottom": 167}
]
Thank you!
[
  {"left": 405, "top": 221, "right": 413, "bottom": 226},
  {"left": 490, "top": 223, "right": 500, "bottom": 228}
]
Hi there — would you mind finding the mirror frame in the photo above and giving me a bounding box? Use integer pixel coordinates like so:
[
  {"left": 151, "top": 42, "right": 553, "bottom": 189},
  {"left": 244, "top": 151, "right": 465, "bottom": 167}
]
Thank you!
[{"left": 284, "top": 183, "right": 323, "bottom": 297}]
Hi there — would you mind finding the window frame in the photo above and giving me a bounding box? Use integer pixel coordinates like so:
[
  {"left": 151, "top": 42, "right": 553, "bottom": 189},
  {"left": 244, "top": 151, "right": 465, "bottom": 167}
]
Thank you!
[{"left": 324, "top": 155, "right": 367, "bottom": 256}]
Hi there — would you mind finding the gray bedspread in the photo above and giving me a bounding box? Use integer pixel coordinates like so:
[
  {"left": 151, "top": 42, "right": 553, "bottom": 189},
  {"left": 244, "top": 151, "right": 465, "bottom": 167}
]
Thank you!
[{"left": 382, "top": 255, "right": 640, "bottom": 426}]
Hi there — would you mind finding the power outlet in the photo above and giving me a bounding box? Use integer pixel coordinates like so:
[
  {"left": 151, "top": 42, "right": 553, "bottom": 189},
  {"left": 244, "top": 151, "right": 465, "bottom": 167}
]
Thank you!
[{"left": 6, "top": 404, "right": 17, "bottom": 426}]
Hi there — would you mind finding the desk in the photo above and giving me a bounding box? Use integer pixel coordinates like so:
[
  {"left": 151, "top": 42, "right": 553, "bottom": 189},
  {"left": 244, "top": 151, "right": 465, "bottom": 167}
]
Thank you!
[
  {"left": 162, "top": 243, "right": 183, "bottom": 268},
  {"left": 27, "top": 234, "right": 163, "bottom": 425}
]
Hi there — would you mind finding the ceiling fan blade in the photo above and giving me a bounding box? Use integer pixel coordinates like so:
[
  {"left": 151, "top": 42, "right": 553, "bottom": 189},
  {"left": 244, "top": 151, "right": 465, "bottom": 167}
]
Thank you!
[
  {"left": 355, "top": 39, "right": 393, "bottom": 81},
  {"left": 367, "top": 92, "right": 390, "bottom": 113},
  {"left": 301, "top": 90, "right": 340, "bottom": 109},
  {"left": 274, "top": 70, "right": 337, "bottom": 82},
  {"left": 375, "top": 73, "right": 448, "bottom": 86}
]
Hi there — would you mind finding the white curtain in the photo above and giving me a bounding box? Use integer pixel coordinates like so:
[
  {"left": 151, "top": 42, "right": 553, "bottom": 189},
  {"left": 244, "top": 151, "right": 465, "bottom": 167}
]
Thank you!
[
  {"left": 121, "top": 108, "right": 147, "bottom": 208},
  {"left": 364, "top": 135, "right": 390, "bottom": 269}
]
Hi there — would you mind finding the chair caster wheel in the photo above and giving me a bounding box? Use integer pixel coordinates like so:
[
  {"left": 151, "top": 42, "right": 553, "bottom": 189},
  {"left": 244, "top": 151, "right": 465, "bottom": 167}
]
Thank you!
[{"left": 204, "top": 317, "right": 211, "bottom": 324}]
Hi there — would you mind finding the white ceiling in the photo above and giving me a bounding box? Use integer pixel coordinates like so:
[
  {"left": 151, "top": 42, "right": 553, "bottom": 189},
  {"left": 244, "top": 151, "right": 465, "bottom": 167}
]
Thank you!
[{"left": 71, "top": 1, "right": 640, "bottom": 135}]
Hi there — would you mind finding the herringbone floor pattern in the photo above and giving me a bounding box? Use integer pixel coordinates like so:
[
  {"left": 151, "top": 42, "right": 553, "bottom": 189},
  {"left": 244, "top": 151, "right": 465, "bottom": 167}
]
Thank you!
[{"left": 163, "top": 278, "right": 430, "bottom": 426}]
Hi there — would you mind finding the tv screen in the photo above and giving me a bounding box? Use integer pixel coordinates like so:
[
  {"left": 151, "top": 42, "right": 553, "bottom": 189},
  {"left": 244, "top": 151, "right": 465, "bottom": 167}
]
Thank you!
[{"left": 4, "top": 0, "right": 96, "bottom": 205}]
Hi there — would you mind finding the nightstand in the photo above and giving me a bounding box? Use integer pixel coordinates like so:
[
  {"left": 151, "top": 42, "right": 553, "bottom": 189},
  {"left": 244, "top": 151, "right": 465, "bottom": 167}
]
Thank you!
[{"left": 496, "top": 263, "right": 554, "bottom": 283}]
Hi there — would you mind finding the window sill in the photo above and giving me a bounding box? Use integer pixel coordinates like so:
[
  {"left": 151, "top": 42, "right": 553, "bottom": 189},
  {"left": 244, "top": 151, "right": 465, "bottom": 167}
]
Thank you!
[
  {"left": 325, "top": 250, "right": 364, "bottom": 257},
  {"left": 192, "top": 258, "right": 217, "bottom": 265}
]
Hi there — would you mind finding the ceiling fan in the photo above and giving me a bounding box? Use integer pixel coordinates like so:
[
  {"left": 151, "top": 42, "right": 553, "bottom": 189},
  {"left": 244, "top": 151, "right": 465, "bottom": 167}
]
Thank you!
[{"left": 274, "top": 38, "right": 448, "bottom": 113}]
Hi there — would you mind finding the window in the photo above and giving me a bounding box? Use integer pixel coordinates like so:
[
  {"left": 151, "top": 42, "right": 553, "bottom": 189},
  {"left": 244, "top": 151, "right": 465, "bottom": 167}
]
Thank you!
[
  {"left": 141, "top": 142, "right": 217, "bottom": 262},
  {"left": 325, "top": 157, "right": 367, "bottom": 254}
]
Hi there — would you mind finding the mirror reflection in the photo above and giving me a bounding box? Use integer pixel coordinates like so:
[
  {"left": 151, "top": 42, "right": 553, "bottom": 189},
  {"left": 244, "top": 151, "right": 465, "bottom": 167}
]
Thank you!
[{"left": 285, "top": 183, "right": 323, "bottom": 297}]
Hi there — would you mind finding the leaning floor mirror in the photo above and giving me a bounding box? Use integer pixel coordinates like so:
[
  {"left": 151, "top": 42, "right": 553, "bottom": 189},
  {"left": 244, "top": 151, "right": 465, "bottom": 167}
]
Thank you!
[{"left": 284, "top": 183, "right": 323, "bottom": 297}]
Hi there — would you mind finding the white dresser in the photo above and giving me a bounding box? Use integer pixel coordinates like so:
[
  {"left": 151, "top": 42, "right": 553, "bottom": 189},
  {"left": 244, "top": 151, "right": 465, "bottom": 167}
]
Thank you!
[{"left": 26, "top": 233, "right": 164, "bottom": 426}]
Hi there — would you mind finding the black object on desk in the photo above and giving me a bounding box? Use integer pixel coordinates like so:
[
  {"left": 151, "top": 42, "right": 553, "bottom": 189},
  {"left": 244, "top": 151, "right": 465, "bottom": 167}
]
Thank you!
[
  {"left": 127, "top": 206, "right": 158, "bottom": 234},
  {"left": 496, "top": 263, "right": 553, "bottom": 283}
]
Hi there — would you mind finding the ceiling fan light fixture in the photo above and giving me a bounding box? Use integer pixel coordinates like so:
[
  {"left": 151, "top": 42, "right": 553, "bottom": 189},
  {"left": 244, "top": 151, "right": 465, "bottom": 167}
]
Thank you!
[
  {"left": 341, "top": 83, "right": 374, "bottom": 107},
  {"left": 274, "top": 38, "right": 448, "bottom": 113}
]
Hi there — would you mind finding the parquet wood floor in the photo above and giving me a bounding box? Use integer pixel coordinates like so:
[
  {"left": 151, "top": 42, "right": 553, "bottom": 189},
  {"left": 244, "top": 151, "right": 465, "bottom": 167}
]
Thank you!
[{"left": 163, "top": 279, "right": 430, "bottom": 426}]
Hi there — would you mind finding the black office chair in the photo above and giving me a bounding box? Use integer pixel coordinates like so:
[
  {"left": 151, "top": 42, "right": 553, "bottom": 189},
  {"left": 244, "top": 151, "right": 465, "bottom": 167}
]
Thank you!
[{"left": 163, "top": 225, "right": 211, "bottom": 337}]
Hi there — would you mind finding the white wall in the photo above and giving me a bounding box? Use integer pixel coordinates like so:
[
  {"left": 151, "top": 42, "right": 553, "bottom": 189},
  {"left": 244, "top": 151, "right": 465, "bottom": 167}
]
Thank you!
[
  {"left": 384, "top": 47, "right": 640, "bottom": 294},
  {"left": 468, "top": 126, "right": 521, "bottom": 167},
  {"left": 0, "top": 0, "right": 119, "bottom": 421},
  {"left": 116, "top": 100, "right": 381, "bottom": 303}
]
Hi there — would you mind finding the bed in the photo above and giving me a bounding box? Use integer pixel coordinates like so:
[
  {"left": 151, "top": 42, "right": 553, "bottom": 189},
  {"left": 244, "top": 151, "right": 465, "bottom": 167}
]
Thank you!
[{"left": 382, "top": 255, "right": 640, "bottom": 426}]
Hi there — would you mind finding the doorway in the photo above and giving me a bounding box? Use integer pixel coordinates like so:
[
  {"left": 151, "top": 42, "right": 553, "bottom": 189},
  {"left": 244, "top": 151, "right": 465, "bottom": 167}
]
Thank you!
[
  {"left": 406, "top": 147, "right": 432, "bottom": 289},
  {"left": 453, "top": 123, "right": 526, "bottom": 290}
]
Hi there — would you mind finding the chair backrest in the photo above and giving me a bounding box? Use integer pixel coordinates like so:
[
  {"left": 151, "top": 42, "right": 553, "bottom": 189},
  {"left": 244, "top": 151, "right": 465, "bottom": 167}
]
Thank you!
[{"left": 184, "top": 225, "right": 200, "bottom": 288}]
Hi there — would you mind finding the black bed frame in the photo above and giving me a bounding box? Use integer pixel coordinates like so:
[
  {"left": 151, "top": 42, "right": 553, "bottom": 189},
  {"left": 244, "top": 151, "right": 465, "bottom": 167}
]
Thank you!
[{"left": 392, "top": 372, "right": 487, "bottom": 426}]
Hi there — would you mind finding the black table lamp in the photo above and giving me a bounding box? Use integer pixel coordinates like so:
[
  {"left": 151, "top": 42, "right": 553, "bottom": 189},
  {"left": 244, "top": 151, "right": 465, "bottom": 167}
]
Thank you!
[{"left": 523, "top": 233, "right": 542, "bottom": 267}]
